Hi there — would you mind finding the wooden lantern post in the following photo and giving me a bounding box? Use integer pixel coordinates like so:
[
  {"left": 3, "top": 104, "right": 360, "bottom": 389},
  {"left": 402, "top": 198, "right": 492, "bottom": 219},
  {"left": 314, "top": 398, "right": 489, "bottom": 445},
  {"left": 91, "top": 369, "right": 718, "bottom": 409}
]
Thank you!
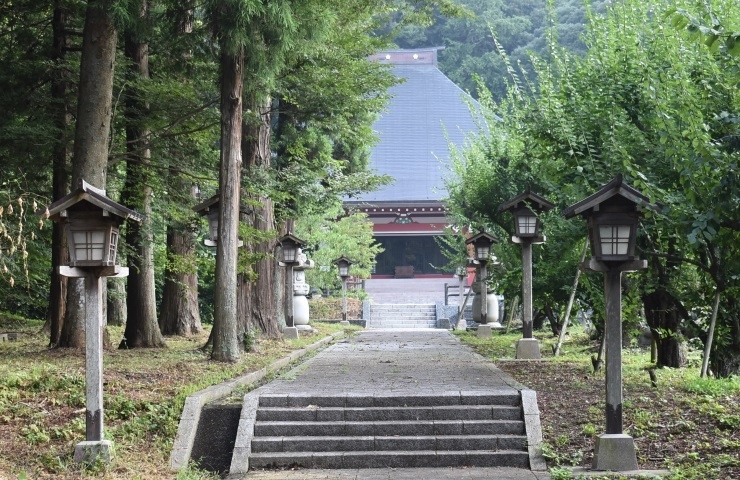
[
  {"left": 563, "top": 174, "right": 658, "bottom": 471},
  {"left": 333, "top": 256, "right": 354, "bottom": 324},
  {"left": 499, "top": 190, "right": 554, "bottom": 359},
  {"left": 466, "top": 231, "right": 499, "bottom": 336},
  {"left": 44, "top": 180, "right": 143, "bottom": 464}
]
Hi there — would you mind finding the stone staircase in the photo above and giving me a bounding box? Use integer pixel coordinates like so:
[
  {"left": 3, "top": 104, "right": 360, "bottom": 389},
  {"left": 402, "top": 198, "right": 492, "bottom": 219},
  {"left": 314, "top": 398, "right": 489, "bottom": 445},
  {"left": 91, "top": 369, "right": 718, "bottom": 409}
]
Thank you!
[
  {"left": 369, "top": 304, "right": 437, "bottom": 328},
  {"left": 247, "top": 392, "right": 529, "bottom": 470}
]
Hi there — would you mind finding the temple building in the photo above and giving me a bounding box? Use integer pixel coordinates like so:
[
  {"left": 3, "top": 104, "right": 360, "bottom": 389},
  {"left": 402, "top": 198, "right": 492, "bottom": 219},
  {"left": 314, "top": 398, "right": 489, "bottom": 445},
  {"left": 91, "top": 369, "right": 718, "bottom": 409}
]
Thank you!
[{"left": 344, "top": 47, "right": 482, "bottom": 278}]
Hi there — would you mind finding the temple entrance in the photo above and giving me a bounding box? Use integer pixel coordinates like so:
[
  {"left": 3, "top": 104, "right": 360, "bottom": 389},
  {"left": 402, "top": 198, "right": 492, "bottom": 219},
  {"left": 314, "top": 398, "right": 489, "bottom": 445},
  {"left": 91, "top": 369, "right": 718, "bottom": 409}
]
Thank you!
[{"left": 373, "top": 235, "right": 451, "bottom": 277}]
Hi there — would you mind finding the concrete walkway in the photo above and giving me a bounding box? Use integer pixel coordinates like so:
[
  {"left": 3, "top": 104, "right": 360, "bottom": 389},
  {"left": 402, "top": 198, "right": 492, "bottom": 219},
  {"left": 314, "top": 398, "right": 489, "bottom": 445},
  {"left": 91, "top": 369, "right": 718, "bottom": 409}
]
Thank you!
[{"left": 234, "top": 329, "right": 550, "bottom": 480}]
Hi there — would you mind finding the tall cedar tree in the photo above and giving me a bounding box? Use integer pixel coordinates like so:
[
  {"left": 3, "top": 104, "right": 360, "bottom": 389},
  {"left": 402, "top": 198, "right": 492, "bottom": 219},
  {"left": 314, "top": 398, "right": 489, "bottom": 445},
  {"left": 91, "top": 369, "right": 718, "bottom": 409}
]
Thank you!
[{"left": 120, "top": 0, "right": 166, "bottom": 348}]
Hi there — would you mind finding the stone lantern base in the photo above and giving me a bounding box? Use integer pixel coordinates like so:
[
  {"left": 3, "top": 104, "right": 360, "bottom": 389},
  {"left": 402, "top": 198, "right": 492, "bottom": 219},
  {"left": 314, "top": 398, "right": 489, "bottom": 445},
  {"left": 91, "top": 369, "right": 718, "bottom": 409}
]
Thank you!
[
  {"left": 74, "top": 440, "right": 113, "bottom": 464},
  {"left": 283, "top": 327, "right": 299, "bottom": 339},
  {"left": 516, "top": 338, "right": 541, "bottom": 359},
  {"left": 592, "top": 433, "right": 638, "bottom": 471}
]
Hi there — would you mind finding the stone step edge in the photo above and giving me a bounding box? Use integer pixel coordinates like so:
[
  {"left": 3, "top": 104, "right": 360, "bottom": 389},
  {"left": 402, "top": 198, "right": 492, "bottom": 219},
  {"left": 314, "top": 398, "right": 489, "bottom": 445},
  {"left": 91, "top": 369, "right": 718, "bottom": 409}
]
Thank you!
[
  {"left": 258, "top": 392, "right": 521, "bottom": 408},
  {"left": 248, "top": 449, "right": 531, "bottom": 469},
  {"left": 254, "top": 420, "right": 524, "bottom": 427},
  {"left": 251, "top": 434, "right": 527, "bottom": 452},
  {"left": 252, "top": 419, "right": 526, "bottom": 437},
  {"left": 252, "top": 434, "right": 527, "bottom": 441},
  {"left": 257, "top": 405, "right": 522, "bottom": 421},
  {"left": 250, "top": 449, "right": 529, "bottom": 457}
]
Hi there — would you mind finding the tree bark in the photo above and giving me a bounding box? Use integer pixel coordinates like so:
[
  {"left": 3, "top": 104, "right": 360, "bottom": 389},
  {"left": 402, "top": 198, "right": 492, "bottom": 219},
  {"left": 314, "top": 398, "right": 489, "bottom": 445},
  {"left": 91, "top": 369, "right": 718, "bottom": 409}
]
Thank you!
[
  {"left": 211, "top": 47, "right": 244, "bottom": 362},
  {"left": 159, "top": 189, "right": 203, "bottom": 336},
  {"left": 710, "top": 296, "right": 740, "bottom": 378},
  {"left": 47, "top": 0, "right": 71, "bottom": 346},
  {"left": 62, "top": 0, "right": 117, "bottom": 349},
  {"left": 106, "top": 277, "right": 126, "bottom": 326},
  {"left": 643, "top": 288, "right": 688, "bottom": 368},
  {"left": 158, "top": 5, "right": 203, "bottom": 337},
  {"left": 240, "top": 94, "right": 280, "bottom": 339},
  {"left": 119, "top": 0, "right": 165, "bottom": 349}
]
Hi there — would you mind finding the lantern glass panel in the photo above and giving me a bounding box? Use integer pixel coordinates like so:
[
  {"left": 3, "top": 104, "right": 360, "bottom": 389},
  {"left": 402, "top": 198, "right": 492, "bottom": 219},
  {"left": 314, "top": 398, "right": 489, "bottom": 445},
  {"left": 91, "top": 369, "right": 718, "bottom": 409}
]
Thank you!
[
  {"left": 208, "top": 210, "right": 219, "bottom": 242},
  {"left": 338, "top": 263, "right": 349, "bottom": 277},
  {"left": 73, "top": 229, "right": 106, "bottom": 262},
  {"left": 598, "top": 224, "right": 631, "bottom": 256},
  {"left": 517, "top": 214, "right": 538, "bottom": 236},
  {"left": 475, "top": 244, "right": 490, "bottom": 261},
  {"left": 108, "top": 230, "right": 118, "bottom": 264},
  {"left": 281, "top": 244, "right": 297, "bottom": 263}
]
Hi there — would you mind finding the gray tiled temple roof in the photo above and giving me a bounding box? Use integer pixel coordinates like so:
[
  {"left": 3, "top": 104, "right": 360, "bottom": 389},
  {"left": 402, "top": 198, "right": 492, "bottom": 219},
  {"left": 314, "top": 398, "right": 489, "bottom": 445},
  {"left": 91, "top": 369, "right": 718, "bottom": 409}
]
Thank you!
[{"left": 350, "top": 48, "right": 482, "bottom": 204}]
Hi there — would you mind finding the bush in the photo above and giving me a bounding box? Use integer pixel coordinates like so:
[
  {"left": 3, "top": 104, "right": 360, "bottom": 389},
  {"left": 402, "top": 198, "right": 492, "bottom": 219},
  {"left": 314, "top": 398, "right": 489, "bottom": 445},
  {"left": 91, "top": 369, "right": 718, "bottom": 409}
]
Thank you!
[{"left": 308, "top": 297, "right": 362, "bottom": 320}]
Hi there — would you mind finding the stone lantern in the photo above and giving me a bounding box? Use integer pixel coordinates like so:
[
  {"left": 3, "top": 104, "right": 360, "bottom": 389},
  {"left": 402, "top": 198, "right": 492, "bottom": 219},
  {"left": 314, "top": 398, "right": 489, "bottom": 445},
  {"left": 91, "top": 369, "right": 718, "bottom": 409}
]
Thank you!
[
  {"left": 278, "top": 233, "right": 306, "bottom": 338},
  {"left": 563, "top": 174, "right": 658, "bottom": 472},
  {"left": 292, "top": 248, "right": 315, "bottom": 331},
  {"left": 499, "top": 189, "right": 555, "bottom": 359},
  {"left": 44, "top": 179, "right": 143, "bottom": 464}
]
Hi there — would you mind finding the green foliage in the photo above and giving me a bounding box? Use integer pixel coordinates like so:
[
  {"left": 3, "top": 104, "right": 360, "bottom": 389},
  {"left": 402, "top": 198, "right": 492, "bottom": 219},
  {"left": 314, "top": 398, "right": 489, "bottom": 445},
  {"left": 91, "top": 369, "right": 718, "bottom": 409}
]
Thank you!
[
  {"left": 394, "top": 0, "right": 610, "bottom": 100},
  {"left": 445, "top": 0, "right": 740, "bottom": 374},
  {"left": 177, "top": 462, "right": 221, "bottom": 480},
  {"left": 684, "top": 375, "right": 740, "bottom": 396},
  {"left": 297, "top": 207, "right": 382, "bottom": 294}
]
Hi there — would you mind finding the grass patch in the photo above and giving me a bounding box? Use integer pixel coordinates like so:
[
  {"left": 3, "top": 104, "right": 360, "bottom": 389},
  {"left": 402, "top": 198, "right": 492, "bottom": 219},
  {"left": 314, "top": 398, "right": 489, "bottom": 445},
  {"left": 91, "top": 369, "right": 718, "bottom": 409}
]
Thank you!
[
  {"left": 453, "top": 325, "right": 740, "bottom": 479},
  {"left": 0, "top": 317, "right": 354, "bottom": 479}
]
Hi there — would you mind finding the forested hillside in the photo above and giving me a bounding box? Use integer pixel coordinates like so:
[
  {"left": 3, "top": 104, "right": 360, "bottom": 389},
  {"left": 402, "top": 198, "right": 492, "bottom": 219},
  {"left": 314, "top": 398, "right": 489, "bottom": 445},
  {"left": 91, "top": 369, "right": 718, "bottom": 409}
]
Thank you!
[{"left": 394, "top": 0, "right": 608, "bottom": 99}]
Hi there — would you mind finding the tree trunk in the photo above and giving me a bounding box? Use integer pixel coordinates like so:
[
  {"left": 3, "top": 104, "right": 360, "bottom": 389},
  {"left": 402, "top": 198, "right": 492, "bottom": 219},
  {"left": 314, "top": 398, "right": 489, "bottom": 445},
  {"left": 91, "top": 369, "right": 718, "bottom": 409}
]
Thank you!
[
  {"left": 107, "top": 277, "right": 126, "bottom": 326},
  {"left": 211, "top": 47, "right": 244, "bottom": 362},
  {"left": 62, "top": 0, "right": 117, "bottom": 349},
  {"left": 159, "top": 200, "right": 203, "bottom": 336},
  {"left": 158, "top": 4, "right": 203, "bottom": 337},
  {"left": 119, "top": 0, "right": 165, "bottom": 349},
  {"left": 47, "top": 0, "right": 71, "bottom": 346},
  {"left": 710, "top": 297, "right": 740, "bottom": 378},
  {"left": 240, "top": 94, "right": 280, "bottom": 339},
  {"left": 643, "top": 288, "right": 688, "bottom": 368}
]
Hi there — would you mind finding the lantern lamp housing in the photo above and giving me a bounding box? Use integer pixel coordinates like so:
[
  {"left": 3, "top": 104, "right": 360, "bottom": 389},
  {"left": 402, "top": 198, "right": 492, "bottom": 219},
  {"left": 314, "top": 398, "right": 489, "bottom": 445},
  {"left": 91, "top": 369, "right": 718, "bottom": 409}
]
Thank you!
[
  {"left": 207, "top": 209, "right": 219, "bottom": 243},
  {"left": 66, "top": 212, "right": 122, "bottom": 267},
  {"left": 587, "top": 206, "right": 640, "bottom": 262},
  {"left": 466, "top": 231, "right": 499, "bottom": 263},
  {"left": 279, "top": 233, "right": 305, "bottom": 264},
  {"left": 43, "top": 179, "right": 143, "bottom": 269},
  {"left": 498, "top": 190, "right": 555, "bottom": 239},
  {"left": 333, "top": 256, "right": 354, "bottom": 278},
  {"left": 514, "top": 206, "right": 539, "bottom": 237},
  {"left": 563, "top": 175, "right": 659, "bottom": 264}
]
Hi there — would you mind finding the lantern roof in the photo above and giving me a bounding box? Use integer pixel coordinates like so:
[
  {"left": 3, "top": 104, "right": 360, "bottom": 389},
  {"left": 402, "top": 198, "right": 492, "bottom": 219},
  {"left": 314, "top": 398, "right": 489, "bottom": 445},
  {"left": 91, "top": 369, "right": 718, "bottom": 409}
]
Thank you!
[
  {"left": 333, "top": 256, "right": 354, "bottom": 266},
  {"left": 192, "top": 194, "right": 220, "bottom": 215},
  {"left": 45, "top": 179, "right": 143, "bottom": 223},
  {"left": 562, "top": 175, "right": 658, "bottom": 219},
  {"left": 465, "top": 230, "right": 499, "bottom": 247},
  {"left": 498, "top": 189, "right": 555, "bottom": 214},
  {"left": 192, "top": 193, "right": 252, "bottom": 216},
  {"left": 279, "top": 233, "right": 306, "bottom": 247}
]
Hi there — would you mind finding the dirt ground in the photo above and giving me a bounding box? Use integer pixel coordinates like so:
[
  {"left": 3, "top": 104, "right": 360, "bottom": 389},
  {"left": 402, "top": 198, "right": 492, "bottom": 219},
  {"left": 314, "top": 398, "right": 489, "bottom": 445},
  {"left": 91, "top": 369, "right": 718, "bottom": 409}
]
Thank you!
[{"left": 497, "top": 359, "right": 740, "bottom": 478}]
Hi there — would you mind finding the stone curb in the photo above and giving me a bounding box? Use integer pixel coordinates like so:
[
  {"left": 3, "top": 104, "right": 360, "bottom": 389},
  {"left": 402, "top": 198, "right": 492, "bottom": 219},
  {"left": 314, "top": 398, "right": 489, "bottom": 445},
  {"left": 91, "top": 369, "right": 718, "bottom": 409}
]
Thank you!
[
  {"left": 521, "top": 389, "right": 547, "bottom": 471},
  {"left": 169, "top": 331, "right": 345, "bottom": 471},
  {"left": 459, "top": 339, "right": 548, "bottom": 472}
]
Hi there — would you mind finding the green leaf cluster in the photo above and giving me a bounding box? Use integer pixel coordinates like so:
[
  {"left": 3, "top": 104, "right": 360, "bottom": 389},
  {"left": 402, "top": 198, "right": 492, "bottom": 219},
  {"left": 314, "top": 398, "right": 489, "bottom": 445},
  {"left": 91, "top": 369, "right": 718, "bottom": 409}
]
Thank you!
[{"left": 445, "top": 0, "right": 740, "bottom": 374}]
